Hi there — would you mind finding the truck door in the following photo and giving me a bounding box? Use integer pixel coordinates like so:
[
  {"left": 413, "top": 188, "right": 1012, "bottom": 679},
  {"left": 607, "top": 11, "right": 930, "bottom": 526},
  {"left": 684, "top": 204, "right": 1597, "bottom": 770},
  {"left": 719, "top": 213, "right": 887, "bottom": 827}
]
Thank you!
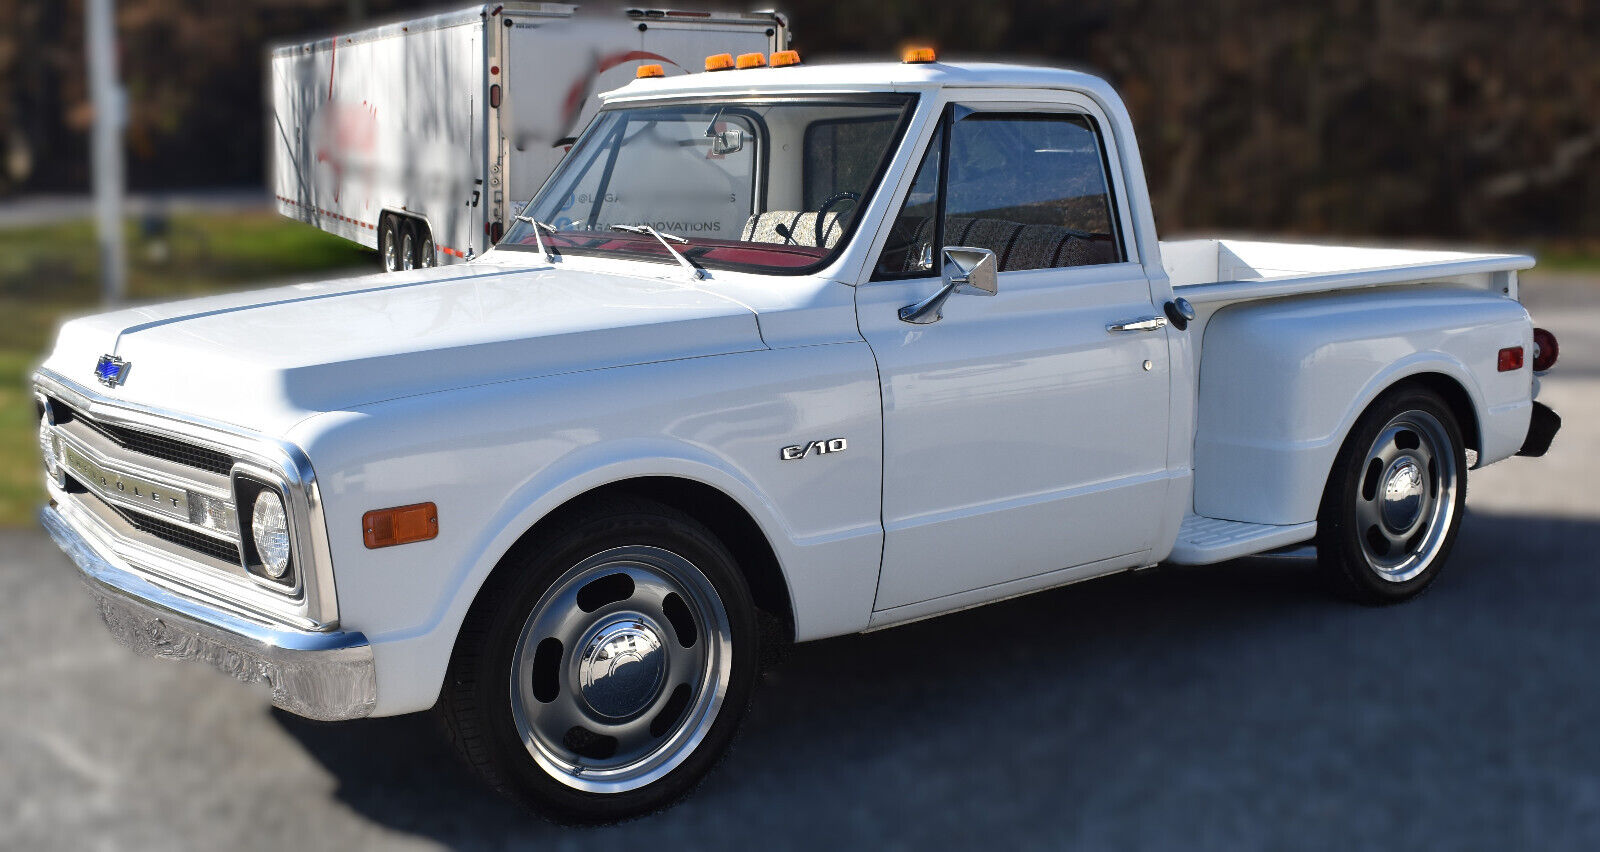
[{"left": 856, "top": 98, "right": 1174, "bottom": 612}]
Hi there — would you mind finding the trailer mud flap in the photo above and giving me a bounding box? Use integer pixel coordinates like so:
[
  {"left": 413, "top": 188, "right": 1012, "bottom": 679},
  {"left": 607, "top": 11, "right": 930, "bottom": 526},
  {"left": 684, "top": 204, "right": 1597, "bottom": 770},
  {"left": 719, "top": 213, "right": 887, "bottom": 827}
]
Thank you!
[{"left": 1517, "top": 401, "right": 1561, "bottom": 457}]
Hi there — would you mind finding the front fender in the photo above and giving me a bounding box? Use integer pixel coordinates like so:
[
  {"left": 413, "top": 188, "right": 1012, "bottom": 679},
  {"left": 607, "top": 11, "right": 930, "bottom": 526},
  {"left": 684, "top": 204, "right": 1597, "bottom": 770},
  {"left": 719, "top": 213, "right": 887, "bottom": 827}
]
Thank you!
[
  {"left": 1192, "top": 287, "right": 1532, "bottom": 526},
  {"left": 287, "top": 343, "right": 884, "bottom": 716}
]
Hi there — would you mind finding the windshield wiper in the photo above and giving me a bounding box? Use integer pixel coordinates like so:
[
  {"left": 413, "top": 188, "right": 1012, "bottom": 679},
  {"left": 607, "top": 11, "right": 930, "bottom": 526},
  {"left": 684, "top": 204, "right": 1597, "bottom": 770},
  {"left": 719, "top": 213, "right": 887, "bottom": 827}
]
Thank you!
[
  {"left": 514, "top": 215, "right": 558, "bottom": 262},
  {"left": 611, "top": 224, "right": 705, "bottom": 280}
]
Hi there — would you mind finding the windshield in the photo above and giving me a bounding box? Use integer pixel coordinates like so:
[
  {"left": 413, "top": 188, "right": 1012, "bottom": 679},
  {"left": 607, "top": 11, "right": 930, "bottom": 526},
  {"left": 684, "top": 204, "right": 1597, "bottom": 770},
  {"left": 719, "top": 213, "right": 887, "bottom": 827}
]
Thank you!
[{"left": 501, "top": 94, "right": 917, "bottom": 274}]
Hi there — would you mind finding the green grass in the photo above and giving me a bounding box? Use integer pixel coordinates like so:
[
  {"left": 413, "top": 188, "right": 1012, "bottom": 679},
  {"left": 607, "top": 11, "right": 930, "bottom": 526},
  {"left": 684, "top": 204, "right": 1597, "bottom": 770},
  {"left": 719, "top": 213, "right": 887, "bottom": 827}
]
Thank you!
[
  {"left": 1526, "top": 249, "right": 1600, "bottom": 273},
  {"left": 0, "top": 210, "right": 371, "bottom": 526}
]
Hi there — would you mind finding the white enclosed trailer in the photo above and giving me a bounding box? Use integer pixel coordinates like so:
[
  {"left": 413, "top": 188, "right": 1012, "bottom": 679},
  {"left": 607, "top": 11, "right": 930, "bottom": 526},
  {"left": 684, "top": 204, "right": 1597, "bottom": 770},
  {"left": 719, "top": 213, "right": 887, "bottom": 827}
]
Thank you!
[{"left": 269, "top": 3, "right": 787, "bottom": 270}]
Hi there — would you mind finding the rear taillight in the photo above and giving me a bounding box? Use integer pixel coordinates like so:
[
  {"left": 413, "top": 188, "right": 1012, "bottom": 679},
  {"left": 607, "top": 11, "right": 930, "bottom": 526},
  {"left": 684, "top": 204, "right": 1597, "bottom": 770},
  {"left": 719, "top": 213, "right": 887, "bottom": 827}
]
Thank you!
[
  {"left": 1532, "top": 327, "right": 1559, "bottom": 372},
  {"left": 1498, "top": 346, "right": 1524, "bottom": 372}
]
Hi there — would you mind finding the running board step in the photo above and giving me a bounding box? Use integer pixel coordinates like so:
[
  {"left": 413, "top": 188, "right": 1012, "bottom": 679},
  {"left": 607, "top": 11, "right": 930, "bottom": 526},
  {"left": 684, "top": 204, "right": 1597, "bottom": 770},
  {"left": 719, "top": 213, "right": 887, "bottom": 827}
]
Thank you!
[{"left": 1167, "top": 515, "right": 1317, "bottom": 565}]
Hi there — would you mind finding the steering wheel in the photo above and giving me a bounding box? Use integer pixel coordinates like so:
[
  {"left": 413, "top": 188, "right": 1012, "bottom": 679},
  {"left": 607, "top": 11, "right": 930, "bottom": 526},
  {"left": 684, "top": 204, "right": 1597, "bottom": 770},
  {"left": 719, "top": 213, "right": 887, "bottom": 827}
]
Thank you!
[{"left": 814, "top": 191, "right": 860, "bottom": 247}]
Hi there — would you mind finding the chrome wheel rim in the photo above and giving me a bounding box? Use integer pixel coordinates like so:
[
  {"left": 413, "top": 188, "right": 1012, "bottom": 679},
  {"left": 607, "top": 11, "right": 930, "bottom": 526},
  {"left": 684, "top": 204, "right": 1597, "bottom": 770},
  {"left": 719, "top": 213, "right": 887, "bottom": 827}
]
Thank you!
[
  {"left": 419, "top": 238, "right": 435, "bottom": 268},
  {"left": 400, "top": 232, "right": 415, "bottom": 270},
  {"left": 1353, "top": 410, "right": 1458, "bottom": 582},
  {"left": 382, "top": 229, "right": 398, "bottom": 272},
  {"left": 509, "top": 546, "right": 732, "bottom": 794}
]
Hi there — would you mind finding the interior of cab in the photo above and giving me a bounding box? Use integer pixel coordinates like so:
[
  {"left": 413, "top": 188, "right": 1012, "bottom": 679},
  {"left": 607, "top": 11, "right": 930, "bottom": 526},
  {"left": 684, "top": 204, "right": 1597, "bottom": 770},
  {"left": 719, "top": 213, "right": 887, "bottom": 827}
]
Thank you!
[
  {"left": 504, "top": 95, "right": 916, "bottom": 272},
  {"left": 874, "top": 110, "right": 1124, "bottom": 277}
]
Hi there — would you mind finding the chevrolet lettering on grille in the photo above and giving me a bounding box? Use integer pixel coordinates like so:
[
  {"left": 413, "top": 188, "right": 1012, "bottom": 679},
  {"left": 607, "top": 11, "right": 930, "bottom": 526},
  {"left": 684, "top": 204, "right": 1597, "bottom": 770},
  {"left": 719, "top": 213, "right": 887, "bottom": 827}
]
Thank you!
[{"left": 61, "top": 442, "right": 190, "bottom": 522}]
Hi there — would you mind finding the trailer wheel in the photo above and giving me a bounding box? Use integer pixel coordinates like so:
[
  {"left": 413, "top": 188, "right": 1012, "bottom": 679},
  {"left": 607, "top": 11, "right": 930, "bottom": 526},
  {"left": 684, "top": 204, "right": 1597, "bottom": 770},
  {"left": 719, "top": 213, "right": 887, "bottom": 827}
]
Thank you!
[
  {"left": 379, "top": 216, "right": 402, "bottom": 273},
  {"left": 1316, "top": 386, "right": 1467, "bottom": 604},
  {"left": 399, "top": 219, "right": 418, "bottom": 271},
  {"left": 438, "top": 497, "right": 759, "bottom": 823},
  {"left": 415, "top": 224, "right": 436, "bottom": 268}
]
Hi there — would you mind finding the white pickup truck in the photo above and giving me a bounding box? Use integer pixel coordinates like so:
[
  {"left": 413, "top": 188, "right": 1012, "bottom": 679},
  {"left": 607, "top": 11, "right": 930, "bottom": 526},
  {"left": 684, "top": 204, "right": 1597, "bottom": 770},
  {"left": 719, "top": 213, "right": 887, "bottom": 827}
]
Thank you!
[{"left": 37, "top": 53, "right": 1562, "bottom": 820}]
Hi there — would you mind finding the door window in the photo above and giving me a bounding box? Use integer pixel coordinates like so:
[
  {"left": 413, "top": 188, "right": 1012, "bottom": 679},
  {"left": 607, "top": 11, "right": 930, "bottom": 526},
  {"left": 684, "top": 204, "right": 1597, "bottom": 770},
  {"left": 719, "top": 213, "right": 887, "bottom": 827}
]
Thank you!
[
  {"left": 873, "top": 123, "right": 943, "bottom": 277},
  {"left": 874, "top": 110, "right": 1124, "bottom": 278}
]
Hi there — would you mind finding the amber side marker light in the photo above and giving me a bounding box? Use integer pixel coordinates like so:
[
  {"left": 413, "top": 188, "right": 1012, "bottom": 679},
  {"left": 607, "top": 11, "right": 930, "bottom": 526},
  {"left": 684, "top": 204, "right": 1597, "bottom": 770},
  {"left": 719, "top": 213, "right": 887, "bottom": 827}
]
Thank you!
[
  {"left": 364, "top": 502, "right": 439, "bottom": 549},
  {"left": 705, "top": 53, "right": 735, "bottom": 72},
  {"left": 902, "top": 46, "right": 938, "bottom": 63},
  {"left": 770, "top": 50, "right": 802, "bottom": 67},
  {"left": 636, "top": 63, "right": 665, "bottom": 79}
]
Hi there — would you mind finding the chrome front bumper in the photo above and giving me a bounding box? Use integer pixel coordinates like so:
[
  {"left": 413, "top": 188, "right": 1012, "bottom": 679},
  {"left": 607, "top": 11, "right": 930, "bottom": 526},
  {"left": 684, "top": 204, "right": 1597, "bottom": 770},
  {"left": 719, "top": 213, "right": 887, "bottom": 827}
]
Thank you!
[{"left": 42, "top": 505, "right": 377, "bottom": 721}]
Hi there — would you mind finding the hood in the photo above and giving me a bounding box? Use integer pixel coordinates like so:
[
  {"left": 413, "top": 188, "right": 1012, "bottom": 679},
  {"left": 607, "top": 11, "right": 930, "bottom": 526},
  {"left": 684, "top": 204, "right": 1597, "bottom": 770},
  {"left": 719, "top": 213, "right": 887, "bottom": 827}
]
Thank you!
[{"left": 41, "top": 264, "right": 766, "bottom": 431}]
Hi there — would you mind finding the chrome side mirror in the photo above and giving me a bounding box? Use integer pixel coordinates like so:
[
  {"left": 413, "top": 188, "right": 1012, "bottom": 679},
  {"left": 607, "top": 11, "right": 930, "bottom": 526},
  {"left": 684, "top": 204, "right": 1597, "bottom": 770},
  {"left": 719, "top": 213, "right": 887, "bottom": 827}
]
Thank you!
[
  {"left": 898, "top": 247, "right": 998, "bottom": 324},
  {"left": 712, "top": 127, "right": 746, "bottom": 156}
]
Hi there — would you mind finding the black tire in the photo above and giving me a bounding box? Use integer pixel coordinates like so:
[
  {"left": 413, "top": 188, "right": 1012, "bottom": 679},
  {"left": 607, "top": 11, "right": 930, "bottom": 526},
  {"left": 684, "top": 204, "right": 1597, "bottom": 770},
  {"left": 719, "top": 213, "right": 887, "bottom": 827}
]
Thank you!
[
  {"left": 412, "top": 221, "right": 435, "bottom": 268},
  {"left": 399, "top": 218, "right": 419, "bottom": 271},
  {"left": 438, "top": 496, "right": 759, "bottom": 823},
  {"left": 378, "top": 216, "right": 402, "bottom": 273},
  {"left": 1316, "top": 385, "right": 1467, "bottom": 604}
]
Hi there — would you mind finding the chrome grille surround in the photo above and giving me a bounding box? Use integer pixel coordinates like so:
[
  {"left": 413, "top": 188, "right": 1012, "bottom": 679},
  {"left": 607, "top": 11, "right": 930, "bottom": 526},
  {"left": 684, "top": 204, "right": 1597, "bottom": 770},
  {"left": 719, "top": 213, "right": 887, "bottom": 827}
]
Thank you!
[{"left": 33, "top": 368, "right": 339, "bottom": 631}]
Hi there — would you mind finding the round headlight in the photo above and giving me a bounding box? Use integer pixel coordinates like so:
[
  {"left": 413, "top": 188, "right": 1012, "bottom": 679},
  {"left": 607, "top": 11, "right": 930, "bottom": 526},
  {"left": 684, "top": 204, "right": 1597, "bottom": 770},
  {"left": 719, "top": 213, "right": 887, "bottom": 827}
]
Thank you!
[{"left": 250, "top": 490, "right": 292, "bottom": 579}]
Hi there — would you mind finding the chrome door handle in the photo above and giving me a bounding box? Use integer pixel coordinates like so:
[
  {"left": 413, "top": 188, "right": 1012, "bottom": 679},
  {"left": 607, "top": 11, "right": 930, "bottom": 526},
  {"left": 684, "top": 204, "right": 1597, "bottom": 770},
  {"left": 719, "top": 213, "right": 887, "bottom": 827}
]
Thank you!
[{"left": 1106, "top": 315, "right": 1168, "bottom": 333}]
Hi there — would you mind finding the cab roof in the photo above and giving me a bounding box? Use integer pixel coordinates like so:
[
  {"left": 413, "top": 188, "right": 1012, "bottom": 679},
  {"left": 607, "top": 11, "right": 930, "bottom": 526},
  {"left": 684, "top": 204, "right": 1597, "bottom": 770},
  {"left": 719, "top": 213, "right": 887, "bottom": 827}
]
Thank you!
[{"left": 601, "top": 60, "right": 1121, "bottom": 106}]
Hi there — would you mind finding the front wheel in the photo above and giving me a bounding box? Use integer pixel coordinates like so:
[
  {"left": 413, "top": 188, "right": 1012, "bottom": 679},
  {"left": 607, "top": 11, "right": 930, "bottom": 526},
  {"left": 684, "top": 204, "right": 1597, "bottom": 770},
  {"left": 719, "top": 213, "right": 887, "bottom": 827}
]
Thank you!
[
  {"left": 439, "top": 497, "right": 758, "bottom": 822},
  {"left": 1316, "top": 386, "right": 1467, "bottom": 604}
]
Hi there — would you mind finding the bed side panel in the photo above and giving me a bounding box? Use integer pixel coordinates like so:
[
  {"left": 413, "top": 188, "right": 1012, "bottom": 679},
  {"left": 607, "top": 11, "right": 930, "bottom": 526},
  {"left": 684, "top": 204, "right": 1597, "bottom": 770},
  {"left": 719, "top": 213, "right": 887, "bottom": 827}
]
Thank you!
[{"left": 1192, "top": 287, "right": 1532, "bottom": 526}]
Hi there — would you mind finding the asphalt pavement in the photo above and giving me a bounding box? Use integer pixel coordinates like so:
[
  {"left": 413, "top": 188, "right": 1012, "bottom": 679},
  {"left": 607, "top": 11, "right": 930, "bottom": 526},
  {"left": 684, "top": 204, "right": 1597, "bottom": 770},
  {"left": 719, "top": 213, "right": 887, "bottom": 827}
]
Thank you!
[{"left": 2, "top": 272, "right": 1597, "bottom": 851}]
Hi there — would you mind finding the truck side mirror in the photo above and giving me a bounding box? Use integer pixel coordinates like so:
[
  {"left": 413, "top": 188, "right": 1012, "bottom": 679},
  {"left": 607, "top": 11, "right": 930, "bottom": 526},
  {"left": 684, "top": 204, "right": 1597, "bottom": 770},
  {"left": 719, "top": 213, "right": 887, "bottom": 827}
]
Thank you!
[
  {"left": 944, "top": 247, "right": 997, "bottom": 296},
  {"left": 712, "top": 127, "right": 746, "bottom": 156},
  {"left": 898, "top": 247, "right": 999, "bottom": 324}
]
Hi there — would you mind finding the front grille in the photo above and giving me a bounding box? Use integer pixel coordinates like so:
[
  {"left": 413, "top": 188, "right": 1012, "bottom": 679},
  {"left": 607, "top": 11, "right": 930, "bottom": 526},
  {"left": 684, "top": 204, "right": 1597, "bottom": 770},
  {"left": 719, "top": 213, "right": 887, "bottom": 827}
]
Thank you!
[
  {"left": 111, "top": 501, "right": 243, "bottom": 565},
  {"left": 56, "top": 400, "right": 234, "bottom": 475}
]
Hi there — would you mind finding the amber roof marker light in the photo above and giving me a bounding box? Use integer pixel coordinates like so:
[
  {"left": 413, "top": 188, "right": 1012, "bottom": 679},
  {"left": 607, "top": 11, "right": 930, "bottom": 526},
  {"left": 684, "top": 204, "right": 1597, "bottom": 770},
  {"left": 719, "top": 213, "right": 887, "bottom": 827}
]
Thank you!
[
  {"left": 705, "top": 53, "right": 735, "bottom": 72},
  {"left": 735, "top": 52, "right": 767, "bottom": 69},
  {"left": 902, "top": 46, "right": 938, "bottom": 64},
  {"left": 770, "top": 49, "right": 802, "bottom": 67},
  {"left": 636, "top": 63, "right": 665, "bottom": 79}
]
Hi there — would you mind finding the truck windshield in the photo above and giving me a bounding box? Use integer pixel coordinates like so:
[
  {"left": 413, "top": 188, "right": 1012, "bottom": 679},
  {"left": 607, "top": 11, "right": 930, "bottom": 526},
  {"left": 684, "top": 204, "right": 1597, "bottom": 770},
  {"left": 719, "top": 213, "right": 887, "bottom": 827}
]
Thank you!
[{"left": 501, "top": 94, "right": 917, "bottom": 274}]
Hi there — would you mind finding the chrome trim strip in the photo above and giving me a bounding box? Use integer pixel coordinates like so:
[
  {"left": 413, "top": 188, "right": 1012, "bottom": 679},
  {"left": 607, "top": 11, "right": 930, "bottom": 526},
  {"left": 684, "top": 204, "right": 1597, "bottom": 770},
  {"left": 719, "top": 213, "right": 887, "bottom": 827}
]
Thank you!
[
  {"left": 53, "top": 482, "right": 321, "bottom": 629},
  {"left": 43, "top": 505, "right": 375, "bottom": 721},
  {"left": 34, "top": 368, "right": 340, "bottom": 627},
  {"left": 59, "top": 436, "right": 207, "bottom": 531},
  {"left": 53, "top": 423, "right": 245, "bottom": 544},
  {"left": 53, "top": 415, "right": 234, "bottom": 499}
]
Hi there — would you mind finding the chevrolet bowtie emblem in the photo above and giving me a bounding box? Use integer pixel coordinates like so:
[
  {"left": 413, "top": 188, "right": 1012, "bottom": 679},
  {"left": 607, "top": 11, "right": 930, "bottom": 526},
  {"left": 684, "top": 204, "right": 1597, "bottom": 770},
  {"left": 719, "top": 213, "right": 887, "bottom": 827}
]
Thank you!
[{"left": 94, "top": 354, "right": 130, "bottom": 387}]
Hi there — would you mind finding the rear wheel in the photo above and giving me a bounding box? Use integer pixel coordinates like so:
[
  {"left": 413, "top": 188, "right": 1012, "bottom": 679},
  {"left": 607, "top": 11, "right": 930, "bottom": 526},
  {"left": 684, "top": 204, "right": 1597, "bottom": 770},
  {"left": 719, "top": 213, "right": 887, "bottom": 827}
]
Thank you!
[
  {"left": 379, "top": 216, "right": 401, "bottom": 273},
  {"left": 399, "top": 219, "right": 418, "bottom": 271},
  {"left": 414, "top": 224, "right": 435, "bottom": 268},
  {"left": 1316, "top": 386, "right": 1466, "bottom": 604},
  {"left": 439, "top": 497, "right": 758, "bottom": 823}
]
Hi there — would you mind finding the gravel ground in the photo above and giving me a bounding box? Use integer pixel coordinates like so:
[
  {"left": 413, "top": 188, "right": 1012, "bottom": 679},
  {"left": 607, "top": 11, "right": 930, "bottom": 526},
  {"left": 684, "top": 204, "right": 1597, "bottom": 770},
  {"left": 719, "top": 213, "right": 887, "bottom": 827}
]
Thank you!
[{"left": 1, "top": 272, "right": 1596, "bottom": 851}]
